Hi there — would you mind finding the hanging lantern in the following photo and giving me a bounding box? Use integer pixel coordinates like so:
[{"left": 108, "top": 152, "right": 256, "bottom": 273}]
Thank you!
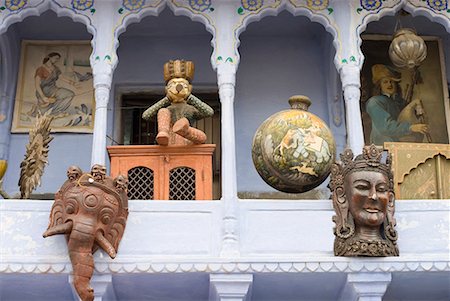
[{"left": 389, "top": 28, "right": 427, "bottom": 69}]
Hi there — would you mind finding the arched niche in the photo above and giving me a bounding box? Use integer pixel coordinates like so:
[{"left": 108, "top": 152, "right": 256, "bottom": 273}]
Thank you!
[
  {"left": 235, "top": 10, "right": 343, "bottom": 199},
  {"left": 232, "top": 2, "right": 341, "bottom": 69},
  {"left": 112, "top": 1, "right": 215, "bottom": 69},
  {"left": 112, "top": 8, "right": 221, "bottom": 199},
  {"left": 356, "top": 1, "right": 450, "bottom": 68},
  {"left": 359, "top": 10, "right": 450, "bottom": 146},
  {"left": 1, "top": 10, "right": 93, "bottom": 197}
]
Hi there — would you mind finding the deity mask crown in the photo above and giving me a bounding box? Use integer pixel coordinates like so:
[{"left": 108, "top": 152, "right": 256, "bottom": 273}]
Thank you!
[
  {"left": 330, "top": 144, "right": 394, "bottom": 192},
  {"left": 163, "top": 59, "right": 195, "bottom": 83}
]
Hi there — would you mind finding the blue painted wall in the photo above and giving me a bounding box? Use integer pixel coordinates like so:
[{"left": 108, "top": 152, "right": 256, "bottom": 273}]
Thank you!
[{"left": 1, "top": 11, "right": 93, "bottom": 196}]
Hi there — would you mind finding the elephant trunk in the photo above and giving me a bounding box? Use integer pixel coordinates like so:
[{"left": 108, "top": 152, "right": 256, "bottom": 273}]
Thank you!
[{"left": 68, "top": 221, "right": 96, "bottom": 301}]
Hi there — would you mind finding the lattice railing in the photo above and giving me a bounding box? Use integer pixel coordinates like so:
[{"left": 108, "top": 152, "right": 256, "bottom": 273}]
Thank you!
[
  {"left": 127, "top": 166, "right": 154, "bottom": 200},
  {"left": 169, "top": 167, "right": 196, "bottom": 200}
]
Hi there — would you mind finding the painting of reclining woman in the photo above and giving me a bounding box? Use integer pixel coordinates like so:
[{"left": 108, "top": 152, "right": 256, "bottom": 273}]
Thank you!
[
  {"left": 12, "top": 41, "right": 94, "bottom": 133},
  {"left": 360, "top": 35, "right": 450, "bottom": 146}
]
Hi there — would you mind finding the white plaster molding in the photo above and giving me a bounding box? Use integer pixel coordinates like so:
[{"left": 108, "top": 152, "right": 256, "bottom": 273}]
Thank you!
[
  {"left": 69, "top": 274, "right": 117, "bottom": 301},
  {"left": 338, "top": 272, "right": 392, "bottom": 301},
  {"left": 209, "top": 274, "right": 253, "bottom": 301},
  {"left": 1, "top": 257, "right": 449, "bottom": 274},
  {"left": 92, "top": 61, "right": 113, "bottom": 89},
  {"left": 340, "top": 64, "right": 364, "bottom": 151}
]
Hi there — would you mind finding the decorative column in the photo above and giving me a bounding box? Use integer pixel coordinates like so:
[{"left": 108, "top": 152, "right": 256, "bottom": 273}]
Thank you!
[
  {"left": 0, "top": 32, "right": 17, "bottom": 161},
  {"left": 69, "top": 274, "right": 117, "bottom": 301},
  {"left": 91, "top": 60, "right": 113, "bottom": 166},
  {"left": 217, "top": 62, "right": 240, "bottom": 257},
  {"left": 339, "top": 272, "right": 392, "bottom": 301},
  {"left": 209, "top": 274, "right": 253, "bottom": 301},
  {"left": 340, "top": 64, "right": 365, "bottom": 152},
  {"left": 89, "top": 1, "right": 117, "bottom": 166}
]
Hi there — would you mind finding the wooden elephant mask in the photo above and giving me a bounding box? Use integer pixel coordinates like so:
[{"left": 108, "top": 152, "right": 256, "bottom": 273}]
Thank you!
[{"left": 43, "top": 165, "right": 128, "bottom": 301}]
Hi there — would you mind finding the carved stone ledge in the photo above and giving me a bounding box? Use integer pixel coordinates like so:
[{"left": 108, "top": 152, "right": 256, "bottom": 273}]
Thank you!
[
  {"left": 209, "top": 274, "right": 253, "bottom": 301},
  {"left": 1, "top": 259, "right": 449, "bottom": 274},
  {"left": 69, "top": 274, "right": 117, "bottom": 301},
  {"left": 338, "top": 272, "right": 392, "bottom": 301}
]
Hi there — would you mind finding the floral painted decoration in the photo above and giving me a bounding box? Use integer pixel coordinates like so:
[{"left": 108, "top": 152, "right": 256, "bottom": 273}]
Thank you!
[
  {"left": 5, "top": 0, "right": 27, "bottom": 11},
  {"left": 307, "top": 0, "right": 328, "bottom": 11},
  {"left": 427, "top": 0, "right": 447, "bottom": 11},
  {"left": 123, "top": 0, "right": 145, "bottom": 11},
  {"left": 189, "top": 0, "right": 211, "bottom": 12},
  {"left": 241, "top": 0, "right": 263, "bottom": 11},
  {"left": 71, "top": 0, "right": 94, "bottom": 11},
  {"left": 360, "top": 0, "right": 382, "bottom": 11}
]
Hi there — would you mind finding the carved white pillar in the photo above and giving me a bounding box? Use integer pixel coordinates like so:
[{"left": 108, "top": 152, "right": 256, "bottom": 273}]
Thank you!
[
  {"left": 0, "top": 32, "right": 17, "bottom": 161},
  {"left": 91, "top": 62, "right": 113, "bottom": 166},
  {"left": 339, "top": 272, "right": 392, "bottom": 301},
  {"left": 217, "top": 63, "right": 239, "bottom": 257},
  {"left": 340, "top": 64, "right": 365, "bottom": 152},
  {"left": 209, "top": 274, "right": 253, "bottom": 301},
  {"left": 69, "top": 274, "right": 117, "bottom": 301}
]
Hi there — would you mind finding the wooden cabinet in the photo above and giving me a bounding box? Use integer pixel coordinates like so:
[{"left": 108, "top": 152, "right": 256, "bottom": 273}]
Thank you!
[{"left": 107, "top": 144, "right": 215, "bottom": 200}]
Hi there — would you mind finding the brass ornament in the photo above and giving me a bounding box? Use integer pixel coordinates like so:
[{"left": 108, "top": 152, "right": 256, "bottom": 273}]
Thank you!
[
  {"left": 330, "top": 145, "right": 399, "bottom": 257},
  {"left": 18, "top": 113, "right": 54, "bottom": 199},
  {"left": 389, "top": 28, "right": 427, "bottom": 69}
]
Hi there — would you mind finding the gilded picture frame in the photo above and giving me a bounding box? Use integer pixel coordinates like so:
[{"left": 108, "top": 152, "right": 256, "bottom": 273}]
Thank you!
[
  {"left": 12, "top": 40, "right": 94, "bottom": 133},
  {"left": 360, "top": 34, "right": 450, "bottom": 146}
]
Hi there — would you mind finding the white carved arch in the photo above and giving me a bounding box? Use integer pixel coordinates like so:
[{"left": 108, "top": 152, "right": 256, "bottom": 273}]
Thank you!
[
  {"left": 167, "top": 1, "right": 216, "bottom": 69},
  {"left": 0, "top": 1, "right": 96, "bottom": 60},
  {"left": 403, "top": 1, "right": 450, "bottom": 33},
  {"left": 0, "top": 1, "right": 95, "bottom": 37},
  {"left": 355, "top": 0, "right": 450, "bottom": 68},
  {"left": 112, "top": 1, "right": 215, "bottom": 70},
  {"left": 233, "top": 2, "right": 340, "bottom": 70}
]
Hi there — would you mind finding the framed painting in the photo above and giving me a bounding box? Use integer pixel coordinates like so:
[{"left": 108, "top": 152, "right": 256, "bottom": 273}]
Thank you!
[
  {"left": 12, "top": 40, "right": 94, "bottom": 133},
  {"left": 360, "top": 34, "right": 450, "bottom": 146}
]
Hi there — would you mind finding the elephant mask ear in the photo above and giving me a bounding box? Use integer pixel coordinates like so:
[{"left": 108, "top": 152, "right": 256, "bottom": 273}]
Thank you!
[
  {"left": 45, "top": 181, "right": 80, "bottom": 233},
  {"left": 101, "top": 176, "right": 129, "bottom": 252},
  {"left": 106, "top": 209, "right": 128, "bottom": 252},
  {"left": 109, "top": 175, "right": 129, "bottom": 250}
]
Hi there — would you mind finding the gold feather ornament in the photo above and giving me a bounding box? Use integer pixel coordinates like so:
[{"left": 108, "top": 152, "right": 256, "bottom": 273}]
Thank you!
[{"left": 18, "top": 114, "right": 54, "bottom": 199}]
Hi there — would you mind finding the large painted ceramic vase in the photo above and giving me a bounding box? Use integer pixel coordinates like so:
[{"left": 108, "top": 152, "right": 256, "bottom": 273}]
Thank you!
[{"left": 252, "top": 95, "right": 336, "bottom": 193}]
